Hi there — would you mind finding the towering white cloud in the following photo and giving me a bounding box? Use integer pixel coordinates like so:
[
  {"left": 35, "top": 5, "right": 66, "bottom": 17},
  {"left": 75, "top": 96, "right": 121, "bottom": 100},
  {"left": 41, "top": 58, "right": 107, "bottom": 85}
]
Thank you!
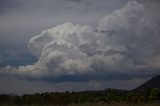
[
  {"left": 97, "top": 1, "right": 160, "bottom": 71},
  {"left": 1, "top": 1, "right": 160, "bottom": 79}
]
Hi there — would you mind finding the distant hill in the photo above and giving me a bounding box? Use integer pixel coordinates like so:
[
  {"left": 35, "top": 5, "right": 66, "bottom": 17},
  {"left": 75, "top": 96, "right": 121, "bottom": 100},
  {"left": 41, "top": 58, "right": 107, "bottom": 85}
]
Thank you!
[
  {"left": 134, "top": 75, "right": 160, "bottom": 91},
  {"left": 1, "top": 78, "right": 160, "bottom": 105}
]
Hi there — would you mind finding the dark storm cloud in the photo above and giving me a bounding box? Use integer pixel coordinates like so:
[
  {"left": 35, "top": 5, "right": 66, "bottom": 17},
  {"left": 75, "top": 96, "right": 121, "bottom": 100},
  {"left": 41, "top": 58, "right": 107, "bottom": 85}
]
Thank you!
[
  {"left": 0, "top": 74, "right": 149, "bottom": 94},
  {"left": 29, "top": 73, "right": 147, "bottom": 83},
  {"left": 0, "top": 49, "right": 37, "bottom": 67}
]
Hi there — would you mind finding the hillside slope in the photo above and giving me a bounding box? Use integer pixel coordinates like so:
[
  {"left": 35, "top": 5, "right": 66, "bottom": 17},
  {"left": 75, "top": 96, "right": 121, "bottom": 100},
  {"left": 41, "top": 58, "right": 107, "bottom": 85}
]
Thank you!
[{"left": 134, "top": 75, "right": 160, "bottom": 91}]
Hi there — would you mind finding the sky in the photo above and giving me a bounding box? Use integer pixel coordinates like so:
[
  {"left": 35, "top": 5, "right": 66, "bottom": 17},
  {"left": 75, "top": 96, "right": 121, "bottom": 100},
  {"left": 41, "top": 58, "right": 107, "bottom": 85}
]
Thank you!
[{"left": 0, "top": 0, "right": 160, "bottom": 94}]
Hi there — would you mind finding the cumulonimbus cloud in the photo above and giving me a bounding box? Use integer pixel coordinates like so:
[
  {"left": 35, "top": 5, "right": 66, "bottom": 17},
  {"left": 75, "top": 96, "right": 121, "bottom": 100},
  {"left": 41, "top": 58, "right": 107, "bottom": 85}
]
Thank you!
[{"left": 1, "top": 1, "right": 160, "bottom": 80}]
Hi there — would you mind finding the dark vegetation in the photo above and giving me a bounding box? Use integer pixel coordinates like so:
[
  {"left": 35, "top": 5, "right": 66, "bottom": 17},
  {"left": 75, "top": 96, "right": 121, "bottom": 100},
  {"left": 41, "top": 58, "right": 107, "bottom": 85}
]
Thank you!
[
  {"left": 0, "top": 88, "right": 160, "bottom": 106},
  {"left": 0, "top": 75, "right": 160, "bottom": 106}
]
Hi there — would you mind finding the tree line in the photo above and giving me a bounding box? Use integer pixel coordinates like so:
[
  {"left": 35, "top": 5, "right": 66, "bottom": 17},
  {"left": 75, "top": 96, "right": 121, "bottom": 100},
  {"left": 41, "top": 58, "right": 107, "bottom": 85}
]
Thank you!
[{"left": 0, "top": 88, "right": 160, "bottom": 105}]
